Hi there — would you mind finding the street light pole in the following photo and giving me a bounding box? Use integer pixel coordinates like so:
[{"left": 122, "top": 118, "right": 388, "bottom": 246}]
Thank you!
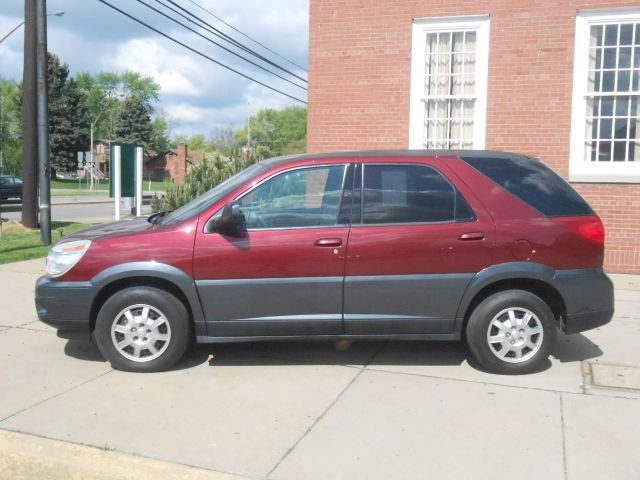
[
  {"left": 89, "top": 94, "right": 122, "bottom": 190},
  {"left": 0, "top": 11, "right": 62, "bottom": 44}
]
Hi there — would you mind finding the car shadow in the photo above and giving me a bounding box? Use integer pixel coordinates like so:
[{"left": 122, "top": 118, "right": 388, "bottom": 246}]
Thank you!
[{"left": 63, "top": 330, "right": 604, "bottom": 373}]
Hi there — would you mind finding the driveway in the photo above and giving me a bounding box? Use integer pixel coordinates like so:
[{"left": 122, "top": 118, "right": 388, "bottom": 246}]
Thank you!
[{"left": 0, "top": 258, "right": 638, "bottom": 479}]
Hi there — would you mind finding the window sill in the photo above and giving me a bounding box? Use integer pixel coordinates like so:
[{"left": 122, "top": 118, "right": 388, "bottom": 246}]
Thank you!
[{"left": 569, "top": 172, "right": 640, "bottom": 184}]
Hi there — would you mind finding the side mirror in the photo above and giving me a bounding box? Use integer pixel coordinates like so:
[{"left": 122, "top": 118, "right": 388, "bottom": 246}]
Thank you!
[{"left": 206, "top": 203, "right": 246, "bottom": 234}]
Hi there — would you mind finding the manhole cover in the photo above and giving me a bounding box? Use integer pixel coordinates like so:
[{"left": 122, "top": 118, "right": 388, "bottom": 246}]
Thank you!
[{"left": 582, "top": 362, "right": 640, "bottom": 391}]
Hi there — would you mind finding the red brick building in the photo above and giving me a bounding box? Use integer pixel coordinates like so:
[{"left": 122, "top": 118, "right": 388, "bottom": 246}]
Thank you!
[
  {"left": 308, "top": 1, "right": 640, "bottom": 273},
  {"left": 144, "top": 144, "right": 205, "bottom": 183}
]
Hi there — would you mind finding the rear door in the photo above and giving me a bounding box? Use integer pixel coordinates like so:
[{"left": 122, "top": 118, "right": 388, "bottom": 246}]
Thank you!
[
  {"left": 193, "top": 162, "right": 353, "bottom": 337},
  {"left": 343, "top": 160, "right": 493, "bottom": 335}
]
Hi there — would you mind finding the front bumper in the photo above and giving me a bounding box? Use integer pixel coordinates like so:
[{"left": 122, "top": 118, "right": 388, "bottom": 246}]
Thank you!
[
  {"left": 553, "top": 268, "right": 614, "bottom": 334},
  {"left": 35, "top": 276, "right": 98, "bottom": 333}
]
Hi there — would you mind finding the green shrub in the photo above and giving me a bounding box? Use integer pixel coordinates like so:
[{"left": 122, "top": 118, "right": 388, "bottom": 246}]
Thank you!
[{"left": 151, "top": 152, "right": 258, "bottom": 212}]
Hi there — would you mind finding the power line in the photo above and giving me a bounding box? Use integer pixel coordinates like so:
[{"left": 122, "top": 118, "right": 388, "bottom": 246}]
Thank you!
[
  {"left": 159, "top": 0, "right": 307, "bottom": 84},
  {"left": 95, "top": 0, "right": 307, "bottom": 104},
  {"left": 136, "top": 0, "right": 306, "bottom": 91},
  {"left": 182, "top": 0, "right": 307, "bottom": 73}
]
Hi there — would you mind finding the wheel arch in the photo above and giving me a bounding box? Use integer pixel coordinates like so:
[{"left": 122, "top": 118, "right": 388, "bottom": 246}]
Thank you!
[
  {"left": 456, "top": 263, "right": 567, "bottom": 334},
  {"left": 89, "top": 262, "right": 206, "bottom": 336}
]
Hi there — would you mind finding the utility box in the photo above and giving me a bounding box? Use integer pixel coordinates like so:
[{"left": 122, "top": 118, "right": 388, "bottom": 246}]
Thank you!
[{"left": 109, "top": 142, "right": 142, "bottom": 198}]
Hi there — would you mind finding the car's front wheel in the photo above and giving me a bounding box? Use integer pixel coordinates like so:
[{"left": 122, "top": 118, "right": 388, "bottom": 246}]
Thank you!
[
  {"left": 94, "top": 286, "right": 190, "bottom": 372},
  {"left": 465, "top": 289, "right": 557, "bottom": 374}
]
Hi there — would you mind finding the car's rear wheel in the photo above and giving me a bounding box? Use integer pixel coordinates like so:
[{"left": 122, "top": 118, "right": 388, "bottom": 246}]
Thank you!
[
  {"left": 465, "top": 290, "right": 557, "bottom": 374},
  {"left": 94, "top": 286, "right": 190, "bottom": 372}
]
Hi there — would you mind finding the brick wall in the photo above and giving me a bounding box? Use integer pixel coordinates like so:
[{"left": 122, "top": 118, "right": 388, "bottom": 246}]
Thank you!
[{"left": 308, "top": 0, "right": 640, "bottom": 273}]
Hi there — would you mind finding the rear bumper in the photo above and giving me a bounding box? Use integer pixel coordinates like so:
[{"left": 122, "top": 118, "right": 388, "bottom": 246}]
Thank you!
[
  {"left": 553, "top": 268, "right": 614, "bottom": 334},
  {"left": 35, "top": 276, "right": 97, "bottom": 333}
]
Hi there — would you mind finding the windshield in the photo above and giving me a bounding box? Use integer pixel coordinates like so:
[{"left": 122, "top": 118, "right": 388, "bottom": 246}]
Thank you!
[{"left": 158, "top": 162, "right": 268, "bottom": 225}]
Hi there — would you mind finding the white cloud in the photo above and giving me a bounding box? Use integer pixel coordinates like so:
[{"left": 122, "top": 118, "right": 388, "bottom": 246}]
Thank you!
[
  {"left": 0, "top": 0, "right": 309, "bottom": 135},
  {"left": 106, "top": 38, "right": 200, "bottom": 97}
]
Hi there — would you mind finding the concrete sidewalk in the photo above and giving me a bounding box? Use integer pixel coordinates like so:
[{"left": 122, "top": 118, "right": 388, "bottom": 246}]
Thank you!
[{"left": 0, "top": 258, "right": 638, "bottom": 479}]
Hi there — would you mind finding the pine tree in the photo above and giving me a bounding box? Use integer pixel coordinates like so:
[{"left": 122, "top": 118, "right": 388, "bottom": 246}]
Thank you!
[
  {"left": 48, "top": 53, "right": 89, "bottom": 176},
  {"left": 114, "top": 95, "right": 153, "bottom": 148}
]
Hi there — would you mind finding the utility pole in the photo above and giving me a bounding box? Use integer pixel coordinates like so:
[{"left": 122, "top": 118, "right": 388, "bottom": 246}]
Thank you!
[
  {"left": 21, "top": 0, "right": 38, "bottom": 229},
  {"left": 36, "top": 0, "right": 50, "bottom": 244}
]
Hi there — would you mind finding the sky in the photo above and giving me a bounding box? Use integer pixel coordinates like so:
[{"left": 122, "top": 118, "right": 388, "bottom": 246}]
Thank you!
[{"left": 0, "top": 0, "right": 309, "bottom": 137}]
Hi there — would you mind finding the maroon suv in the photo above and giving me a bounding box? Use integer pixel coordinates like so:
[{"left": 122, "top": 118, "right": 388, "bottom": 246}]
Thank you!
[{"left": 36, "top": 151, "right": 614, "bottom": 373}]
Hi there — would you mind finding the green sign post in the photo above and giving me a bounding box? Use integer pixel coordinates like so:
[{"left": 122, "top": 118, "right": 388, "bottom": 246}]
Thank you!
[{"left": 109, "top": 142, "right": 142, "bottom": 198}]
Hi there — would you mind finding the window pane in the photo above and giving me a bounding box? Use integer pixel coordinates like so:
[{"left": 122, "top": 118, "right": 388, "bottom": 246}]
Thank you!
[
  {"left": 614, "top": 118, "right": 628, "bottom": 139},
  {"left": 603, "top": 48, "right": 617, "bottom": 68},
  {"left": 461, "top": 156, "right": 594, "bottom": 216},
  {"left": 238, "top": 165, "right": 346, "bottom": 229},
  {"left": 604, "top": 24, "right": 618, "bottom": 46},
  {"left": 590, "top": 25, "right": 603, "bottom": 47},
  {"left": 600, "top": 118, "right": 613, "bottom": 138},
  {"left": 599, "top": 141, "right": 612, "bottom": 161},
  {"left": 618, "top": 70, "right": 631, "bottom": 91},
  {"left": 363, "top": 165, "right": 456, "bottom": 224},
  {"left": 620, "top": 47, "right": 632, "bottom": 68},
  {"left": 621, "top": 24, "right": 634, "bottom": 45},
  {"left": 613, "top": 141, "right": 627, "bottom": 161},
  {"left": 601, "top": 96, "right": 614, "bottom": 116},
  {"left": 616, "top": 95, "right": 630, "bottom": 116},
  {"left": 602, "top": 71, "right": 616, "bottom": 91}
]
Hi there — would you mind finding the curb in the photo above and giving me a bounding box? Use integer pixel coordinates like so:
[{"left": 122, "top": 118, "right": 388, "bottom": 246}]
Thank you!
[{"left": 0, "top": 429, "right": 248, "bottom": 480}]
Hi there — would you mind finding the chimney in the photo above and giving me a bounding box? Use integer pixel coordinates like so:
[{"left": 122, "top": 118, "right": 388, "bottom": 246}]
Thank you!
[{"left": 177, "top": 143, "right": 188, "bottom": 168}]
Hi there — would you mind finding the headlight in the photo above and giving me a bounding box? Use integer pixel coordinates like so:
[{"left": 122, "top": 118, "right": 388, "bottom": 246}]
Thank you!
[{"left": 46, "top": 239, "right": 92, "bottom": 277}]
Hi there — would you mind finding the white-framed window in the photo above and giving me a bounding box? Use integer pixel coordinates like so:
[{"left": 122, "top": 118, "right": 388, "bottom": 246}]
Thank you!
[
  {"left": 409, "top": 15, "right": 490, "bottom": 150},
  {"left": 570, "top": 8, "right": 640, "bottom": 182}
]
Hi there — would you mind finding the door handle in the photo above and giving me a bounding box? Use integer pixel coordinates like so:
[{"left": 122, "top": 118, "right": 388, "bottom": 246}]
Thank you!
[
  {"left": 314, "top": 238, "right": 343, "bottom": 247},
  {"left": 459, "top": 232, "right": 485, "bottom": 241}
]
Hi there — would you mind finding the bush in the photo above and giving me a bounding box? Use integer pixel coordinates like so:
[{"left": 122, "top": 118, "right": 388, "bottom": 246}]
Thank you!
[{"left": 151, "top": 152, "right": 259, "bottom": 213}]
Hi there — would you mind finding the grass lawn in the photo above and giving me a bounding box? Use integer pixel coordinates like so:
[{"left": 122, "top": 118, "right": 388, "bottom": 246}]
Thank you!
[
  {"left": 0, "top": 221, "right": 92, "bottom": 265},
  {"left": 51, "top": 178, "right": 170, "bottom": 194}
]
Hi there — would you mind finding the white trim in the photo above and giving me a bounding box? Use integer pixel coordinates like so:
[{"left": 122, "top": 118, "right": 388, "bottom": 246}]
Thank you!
[
  {"left": 409, "top": 15, "right": 490, "bottom": 149},
  {"left": 569, "top": 8, "right": 640, "bottom": 183}
]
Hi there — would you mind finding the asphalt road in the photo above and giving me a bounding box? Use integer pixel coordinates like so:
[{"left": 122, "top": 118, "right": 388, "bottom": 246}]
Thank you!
[{"left": 1, "top": 201, "right": 151, "bottom": 224}]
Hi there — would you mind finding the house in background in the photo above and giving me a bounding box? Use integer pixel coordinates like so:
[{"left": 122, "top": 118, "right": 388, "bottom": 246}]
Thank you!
[
  {"left": 307, "top": 0, "right": 640, "bottom": 273},
  {"left": 93, "top": 139, "right": 111, "bottom": 176},
  {"left": 144, "top": 144, "right": 206, "bottom": 183}
]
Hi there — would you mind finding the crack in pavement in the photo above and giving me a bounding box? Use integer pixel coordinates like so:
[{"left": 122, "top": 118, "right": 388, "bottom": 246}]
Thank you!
[
  {"left": 0, "top": 369, "right": 114, "bottom": 424},
  {"left": 266, "top": 341, "right": 388, "bottom": 478}
]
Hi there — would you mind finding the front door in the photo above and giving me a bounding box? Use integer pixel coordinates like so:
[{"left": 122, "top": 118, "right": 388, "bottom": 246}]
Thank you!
[
  {"left": 194, "top": 163, "right": 350, "bottom": 337},
  {"left": 343, "top": 162, "right": 493, "bottom": 335}
]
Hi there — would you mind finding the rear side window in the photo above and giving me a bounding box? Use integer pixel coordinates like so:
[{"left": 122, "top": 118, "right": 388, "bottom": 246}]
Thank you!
[
  {"left": 461, "top": 156, "right": 594, "bottom": 217},
  {"left": 361, "top": 164, "right": 474, "bottom": 224}
]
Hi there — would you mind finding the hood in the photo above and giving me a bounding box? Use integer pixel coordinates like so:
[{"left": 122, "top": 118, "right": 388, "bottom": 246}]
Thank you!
[{"left": 59, "top": 217, "right": 155, "bottom": 244}]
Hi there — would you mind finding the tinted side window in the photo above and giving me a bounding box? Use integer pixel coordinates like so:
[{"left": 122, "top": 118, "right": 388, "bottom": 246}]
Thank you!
[
  {"left": 238, "top": 165, "right": 346, "bottom": 229},
  {"left": 362, "top": 164, "right": 462, "bottom": 224},
  {"left": 461, "top": 156, "right": 594, "bottom": 217}
]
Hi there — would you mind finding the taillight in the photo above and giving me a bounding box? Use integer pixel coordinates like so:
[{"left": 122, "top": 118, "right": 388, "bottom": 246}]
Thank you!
[{"left": 553, "top": 216, "right": 605, "bottom": 246}]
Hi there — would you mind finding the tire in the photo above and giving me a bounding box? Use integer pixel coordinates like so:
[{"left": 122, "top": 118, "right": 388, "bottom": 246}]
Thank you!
[
  {"left": 94, "top": 286, "right": 190, "bottom": 372},
  {"left": 465, "top": 289, "right": 557, "bottom": 375}
]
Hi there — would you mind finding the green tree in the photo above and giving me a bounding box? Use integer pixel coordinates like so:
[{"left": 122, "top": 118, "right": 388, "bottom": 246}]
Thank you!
[
  {"left": 76, "top": 71, "right": 159, "bottom": 140},
  {"left": 150, "top": 116, "right": 171, "bottom": 152},
  {"left": 0, "top": 77, "right": 22, "bottom": 175},
  {"left": 151, "top": 152, "right": 258, "bottom": 212},
  {"left": 233, "top": 106, "right": 307, "bottom": 158},
  {"left": 48, "top": 54, "right": 89, "bottom": 176},
  {"left": 114, "top": 95, "right": 153, "bottom": 147}
]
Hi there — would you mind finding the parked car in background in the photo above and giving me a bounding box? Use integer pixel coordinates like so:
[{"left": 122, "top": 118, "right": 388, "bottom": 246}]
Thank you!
[
  {"left": 0, "top": 175, "right": 23, "bottom": 200},
  {"left": 35, "top": 151, "right": 614, "bottom": 374}
]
